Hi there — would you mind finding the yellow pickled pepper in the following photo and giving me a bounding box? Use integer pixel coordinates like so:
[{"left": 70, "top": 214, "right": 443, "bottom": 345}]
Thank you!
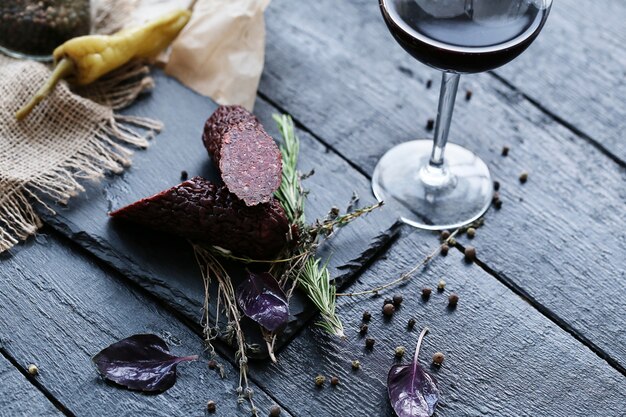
[{"left": 16, "top": 9, "right": 191, "bottom": 120}]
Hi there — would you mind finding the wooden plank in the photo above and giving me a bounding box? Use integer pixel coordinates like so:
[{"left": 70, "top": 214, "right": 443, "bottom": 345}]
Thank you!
[
  {"left": 494, "top": 0, "right": 626, "bottom": 162},
  {"left": 37, "top": 71, "right": 400, "bottom": 358},
  {"left": 259, "top": 0, "right": 626, "bottom": 369},
  {"left": 0, "top": 355, "right": 62, "bottom": 417},
  {"left": 248, "top": 232, "right": 626, "bottom": 417},
  {"left": 0, "top": 232, "right": 290, "bottom": 417}
]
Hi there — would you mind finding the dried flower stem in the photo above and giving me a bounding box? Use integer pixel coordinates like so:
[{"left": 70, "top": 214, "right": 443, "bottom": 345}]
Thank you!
[
  {"left": 193, "top": 244, "right": 258, "bottom": 416},
  {"left": 337, "top": 230, "right": 461, "bottom": 297}
]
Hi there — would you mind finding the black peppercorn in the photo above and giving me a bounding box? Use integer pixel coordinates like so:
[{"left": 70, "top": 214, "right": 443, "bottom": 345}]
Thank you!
[
  {"left": 440, "top": 230, "right": 451, "bottom": 240},
  {"left": 362, "top": 311, "right": 372, "bottom": 322},
  {"left": 465, "top": 89, "right": 473, "bottom": 100},
  {"left": 392, "top": 294, "right": 403, "bottom": 306},
  {"left": 330, "top": 376, "right": 340, "bottom": 386},
  {"left": 207, "top": 401, "right": 216, "bottom": 413},
  {"left": 519, "top": 172, "right": 528, "bottom": 183},
  {"left": 359, "top": 324, "right": 368, "bottom": 335},
  {"left": 432, "top": 352, "right": 445, "bottom": 366},
  {"left": 269, "top": 405, "right": 281, "bottom": 416},
  {"left": 493, "top": 180, "right": 500, "bottom": 191},
  {"left": 502, "top": 146, "right": 510, "bottom": 156},
  {"left": 180, "top": 170, "right": 188, "bottom": 181},
  {"left": 426, "top": 118, "right": 435, "bottom": 131},
  {"left": 365, "top": 338, "right": 376, "bottom": 349},
  {"left": 407, "top": 318, "right": 416, "bottom": 329},
  {"left": 421, "top": 287, "right": 432, "bottom": 299},
  {"left": 448, "top": 293, "right": 459, "bottom": 307},
  {"left": 494, "top": 199, "right": 503, "bottom": 210},
  {"left": 440, "top": 244, "right": 449, "bottom": 256},
  {"left": 426, "top": 79, "right": 433, "bottom": 89},
  {"left": 383, "top": 303, "right": 395, "bottom": 316},
  {"left": 465, "top": 246, "right": 477, "bottom": 263}
]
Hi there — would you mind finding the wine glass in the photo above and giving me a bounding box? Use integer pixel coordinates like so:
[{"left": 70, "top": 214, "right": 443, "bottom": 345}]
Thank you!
[{"left": 373, "top": 0, "right": 552, "bottom": 229}]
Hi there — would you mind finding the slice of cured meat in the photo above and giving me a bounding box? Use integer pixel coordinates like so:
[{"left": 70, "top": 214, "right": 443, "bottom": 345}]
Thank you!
[
  {"left": 202, "top": 105, "right": 282, "bottom": 206},
  {"left": 109, "top": 177, "right": 290, "bottom": 260}
]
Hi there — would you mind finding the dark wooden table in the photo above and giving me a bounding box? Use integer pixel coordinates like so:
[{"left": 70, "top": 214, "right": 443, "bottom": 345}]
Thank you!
[{"left": 1, "top": 1, "right": 625, "bottom": 416}]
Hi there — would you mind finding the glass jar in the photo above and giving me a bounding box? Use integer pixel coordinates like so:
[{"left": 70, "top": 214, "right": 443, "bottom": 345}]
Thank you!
[{"left": 0, "top": 0, "right": 91, "bottom": 61}]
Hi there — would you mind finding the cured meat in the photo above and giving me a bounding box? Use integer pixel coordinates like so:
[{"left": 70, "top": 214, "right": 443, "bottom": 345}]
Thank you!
[
  {"left": 202, "top": 105, "right": 282, "bottom": 206},
  {"left": 109, "top": 177, "right": 290, "bottom": 259}
]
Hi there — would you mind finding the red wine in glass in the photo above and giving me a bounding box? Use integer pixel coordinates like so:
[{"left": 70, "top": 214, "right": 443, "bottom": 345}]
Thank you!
[
  {"left": 373, "top": 0, "right": 552, "bottom": 229},
  {"left": 381, "top": 0, "right": 551, "bottom": 73}
]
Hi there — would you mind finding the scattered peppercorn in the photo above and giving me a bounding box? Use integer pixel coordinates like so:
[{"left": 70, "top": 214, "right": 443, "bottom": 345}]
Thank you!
[
  {"left": 432, "top": 352, "right": 445, "bottom": 366},
  {"left": 359, "top": 324, "right": 369, "bottom": 335},
  {"left": 502, "top": 146, "right": 510, "bottom": 156},
  {"left": 395, "top": 346, "right": 406, "bottom": 358},
  {"left": 426, "top": 79, "right": 433, "bottom": 89},
  {"left": 465, "top": 89, "right": 473, "bottom": 101},
  {"left": 208, "top": 359, "right": 217, "bottom": 370},
  {"left": 519, "top": 172, "right": 528, "bottom": 183},
  {"left": 465, "top": 246, "right": 477, "bottom": 263},
  {"left": 315, "top": 375, "right": 326, "bottom": 387},
  {"left": 180, "top": 170, "right": 188, "bottom": 181},
  {"left": 467, "top": 227, "right": 476, "bottom": 238},
  {"left": 440, "top": 230, "right": 451, "bottom": 240},
  {"left": 207, "top": 401, "right": 216, "bottom": 413},
  {"left": 362, "top": 311, "right": 372, "bottom": 322},
  {"left": 351, "top": 360, "right": 361, "bottom": 370},
  {"left": 440, "top": 244, "right": 449, "bottom": 256},
  {"left": 383, "top": 303, "right": 395, "bottom": 316},
  {"left": 426, "top": 118, "right": 435, "bottom": 131},
  {"left": 448, "top": 237, "right": 457, "bottom": 246},
  {"left": 437, "top": 280, "right": 446, "bottom": 291},
  {"left": 330, "top": 376, "right": 340, "bottom": 386},
  {"left": 494, "top": 199, "right": 503, "bottom": 210},
  {"left": 365, "top": 338, "right": 376, "bottom": 349},
  {"left": 407, "top": 318, "right": 416, "bottom": 329},
  {"left": 269, "top": 405, "right": 281, "bottom": 416},
  {"left": 493, "top": 180, "right": 500, "bottom": 191},
  {"left": 384, "top": 298, "right": 393, "bottom": 306},
  {"left": 421, "top": 287, "right": 432, "bottom": 299},
  {"left": 448, "top": 293, "right": 459, "bottom": 307},
  {"left": 392, "top": 294, "right": 403, "bottom": 306},
  {"left": 27, "top": 364, "right": 38, "bottom": 376}
]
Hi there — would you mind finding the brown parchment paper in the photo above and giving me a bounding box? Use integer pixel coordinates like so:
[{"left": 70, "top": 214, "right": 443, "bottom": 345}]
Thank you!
[{"left": 133, "top": 0, "right": 270, "bottom": 111}]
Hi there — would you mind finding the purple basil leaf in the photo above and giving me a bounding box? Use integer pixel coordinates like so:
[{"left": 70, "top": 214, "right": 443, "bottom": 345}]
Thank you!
[
  {"left": 387, "top": 328, "right": 440, "bottom": 417},
  {"left": 236, "top": 271, "right": 289, "bottom": 331},
  {"left": 92, "top": 334, "right": 198, "bottom": 393}
]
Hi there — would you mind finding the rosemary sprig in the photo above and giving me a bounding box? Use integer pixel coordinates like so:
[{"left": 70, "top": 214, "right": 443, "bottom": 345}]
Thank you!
[{"left": 272, "top": 114, "right": 345, "bottom": 338}]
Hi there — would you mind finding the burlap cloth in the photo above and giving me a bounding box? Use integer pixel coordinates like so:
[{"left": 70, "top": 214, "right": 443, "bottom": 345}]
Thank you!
[{"left": 0, "top": 0, "right": 161, "bottom": 252}]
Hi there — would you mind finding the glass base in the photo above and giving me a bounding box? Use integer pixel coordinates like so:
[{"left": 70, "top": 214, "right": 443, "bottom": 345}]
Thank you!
[{"left": 372, "top": 140, "right": 493, "bottom": 230}]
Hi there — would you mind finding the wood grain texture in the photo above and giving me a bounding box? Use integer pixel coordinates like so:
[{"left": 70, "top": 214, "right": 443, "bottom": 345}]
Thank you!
[
  {"left": 38, "top": 71, "right": 400, "bottom": 358},
  {"left": 494, "top": 0, "right": 626, "bottom": 162},
  {"left": 260, "top": 0, "right": 626, "bottom": 369},
  {"left": 0, "top": 232, "right": 289, "bottom": 417},
  {"left": 248, "top": 231, "right": 626, "bottom": 417},
  {"left": 0, "top": 355, "right": 62, "bottom": 417}
]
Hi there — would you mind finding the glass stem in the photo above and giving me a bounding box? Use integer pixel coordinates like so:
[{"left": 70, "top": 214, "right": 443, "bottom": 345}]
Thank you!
[{"left": 430, "top": 71, "right": 460, "bottom": 167}]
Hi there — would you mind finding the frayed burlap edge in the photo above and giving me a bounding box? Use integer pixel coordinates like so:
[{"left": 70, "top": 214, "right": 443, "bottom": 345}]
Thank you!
[{"left": 0, "top": 57, "right": 164, "bottom": 253}]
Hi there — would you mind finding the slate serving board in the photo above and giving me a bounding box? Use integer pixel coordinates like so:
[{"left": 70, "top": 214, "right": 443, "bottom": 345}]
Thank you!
[{"left": 38, "top": 70, "right": 400, "bottom": 358}]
